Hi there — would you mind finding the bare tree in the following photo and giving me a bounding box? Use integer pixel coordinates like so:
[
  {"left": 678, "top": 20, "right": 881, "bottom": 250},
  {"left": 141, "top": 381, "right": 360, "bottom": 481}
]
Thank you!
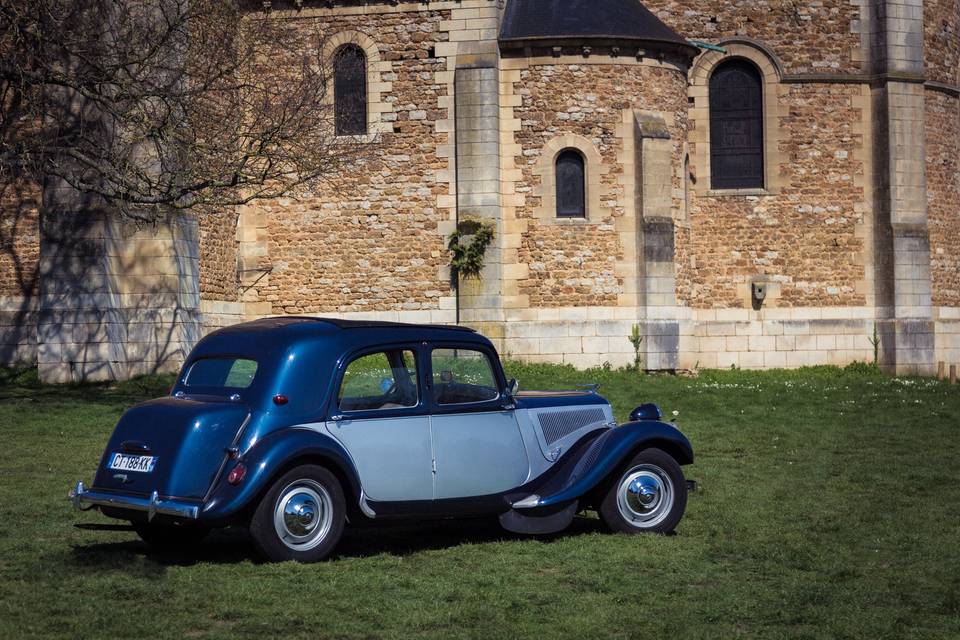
[{"left": 0, "top": 0, "right": 363, "bottom": 222}]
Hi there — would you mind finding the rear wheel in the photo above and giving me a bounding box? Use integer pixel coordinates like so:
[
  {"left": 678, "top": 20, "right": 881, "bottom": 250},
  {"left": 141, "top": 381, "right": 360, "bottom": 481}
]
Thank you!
[
  {"left": 134, "top": 523, "right": 209, "bottom": 551},
  {"left": 249, "top": 464, "right": 345, "bottom": 563},
  {"left": 598, "top": 448, "right": 687, "bottom": 534}
]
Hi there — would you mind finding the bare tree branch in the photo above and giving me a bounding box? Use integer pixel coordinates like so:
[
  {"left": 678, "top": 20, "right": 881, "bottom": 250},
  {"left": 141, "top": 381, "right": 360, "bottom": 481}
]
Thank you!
[{"left": 0, "top": 0, "right": 369, "bottom": 221}]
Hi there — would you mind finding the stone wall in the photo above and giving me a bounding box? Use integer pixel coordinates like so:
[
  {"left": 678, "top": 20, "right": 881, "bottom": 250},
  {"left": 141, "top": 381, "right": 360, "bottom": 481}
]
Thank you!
[
  {"left": 926, "top": 90, "right": 960, "bottom": 309},
  {"left": 510, "top": 62, "right": 688, "bottom": 308},
  {"left": 0, "top": 175, "right": 40, "bottom": 298},
  {"left": 249, "top": 8, "right": 453, "bottom": 315},
  {"left": 0, "top": 174, "right": 40, "bottom": 365},
  {"left": 681, "top": 83, "right": 869, "bottom": 309},
  {"left": 924, "top": 0, "right": 959, "bottom": 85},
  {"left": 646, "top": 0, "right": 863, "bottom": 74},
  {"left": 198, "top": 209, "right": 239, "bottom": 302},
  {"left": 37, "top": 209, "right": 201, "bottom": 382}
]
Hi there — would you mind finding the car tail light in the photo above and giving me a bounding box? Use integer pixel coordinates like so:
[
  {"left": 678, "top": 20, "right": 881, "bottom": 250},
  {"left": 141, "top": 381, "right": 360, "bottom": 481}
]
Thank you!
[
  {"left": 227, "top": 463, "right": 247, "bottom": 486},
  {"left": 273, "top": 394, "right": 289, "bottom": 406}
]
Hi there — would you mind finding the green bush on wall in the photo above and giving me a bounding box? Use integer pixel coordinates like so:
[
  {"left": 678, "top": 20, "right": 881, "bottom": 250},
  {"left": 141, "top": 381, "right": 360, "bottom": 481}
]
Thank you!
[{"left": 448, "top": 219, "right": 495, "bottom": 284}]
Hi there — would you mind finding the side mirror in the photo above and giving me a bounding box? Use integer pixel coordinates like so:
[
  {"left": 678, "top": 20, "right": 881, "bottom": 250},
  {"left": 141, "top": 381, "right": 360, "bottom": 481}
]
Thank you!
[
  {"left": 506, "top": 378, "right": 519, "bottom": 398},
  {"left": 629, "top": 403, "right": 662, "bottom": 422}
]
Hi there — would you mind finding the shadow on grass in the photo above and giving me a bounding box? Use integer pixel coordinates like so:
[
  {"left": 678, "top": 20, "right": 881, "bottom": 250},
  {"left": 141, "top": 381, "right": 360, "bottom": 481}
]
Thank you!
[
  {"left": 0, "top": 367, "right": 175, "bottom": 404},
  {"left": 68, "top": 516, "right": 610, "bottom": 568}
]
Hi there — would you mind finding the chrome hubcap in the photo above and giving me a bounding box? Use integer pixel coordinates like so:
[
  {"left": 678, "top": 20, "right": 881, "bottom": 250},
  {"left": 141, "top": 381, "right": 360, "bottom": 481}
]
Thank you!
[
  {"left": 273, "top": 480, "right": 333, "bottom": 551},
  {"left": 616, "top": 464, "right": 674, "bottom": 529}
]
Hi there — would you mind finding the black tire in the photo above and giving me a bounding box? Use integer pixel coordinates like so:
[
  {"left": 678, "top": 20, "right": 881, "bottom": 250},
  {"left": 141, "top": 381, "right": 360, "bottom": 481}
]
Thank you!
[
  {"left": 598, "top": 448, "right": 687, "bottom": 534},
  {"left": 248, "top": 464, "right": 345, "bottom": 563},
  {"left": 134, "top": 522, "right": 209, "bottom": 551}
]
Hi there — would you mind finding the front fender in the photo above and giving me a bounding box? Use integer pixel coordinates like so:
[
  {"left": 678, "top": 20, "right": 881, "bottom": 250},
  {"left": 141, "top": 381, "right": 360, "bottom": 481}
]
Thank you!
[
  {"left": 535, "top": 420, "right": 692, "bottom": 509},
  {"left": 199, "top": 426, "right": 360, "bottom": 524}
]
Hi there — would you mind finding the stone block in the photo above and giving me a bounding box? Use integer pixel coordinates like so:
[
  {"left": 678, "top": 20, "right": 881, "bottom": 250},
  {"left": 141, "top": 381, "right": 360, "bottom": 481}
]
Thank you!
[{"left": 749, "top": 336, "right": 776, "bottom": 352}]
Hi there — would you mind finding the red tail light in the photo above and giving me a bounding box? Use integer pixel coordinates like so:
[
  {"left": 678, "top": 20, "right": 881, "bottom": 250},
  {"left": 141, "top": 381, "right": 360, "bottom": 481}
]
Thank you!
[
  {"left": 227, "top": 463, "right": 247, "bottom": 486},
  {"left": 273, "top": 394, "right": 289, "bottom": 406}
]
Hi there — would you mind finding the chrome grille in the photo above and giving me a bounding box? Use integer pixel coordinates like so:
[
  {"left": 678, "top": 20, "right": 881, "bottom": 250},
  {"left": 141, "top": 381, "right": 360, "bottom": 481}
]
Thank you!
[{"left": 537, "top": 408, "right": 606, "bottom": 445}]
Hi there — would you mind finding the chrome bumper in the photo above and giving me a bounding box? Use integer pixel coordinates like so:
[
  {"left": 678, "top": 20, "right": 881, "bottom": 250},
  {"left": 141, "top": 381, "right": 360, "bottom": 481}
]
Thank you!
[{"left": 68, "top": 480, "right": 200, "bottom": 521}]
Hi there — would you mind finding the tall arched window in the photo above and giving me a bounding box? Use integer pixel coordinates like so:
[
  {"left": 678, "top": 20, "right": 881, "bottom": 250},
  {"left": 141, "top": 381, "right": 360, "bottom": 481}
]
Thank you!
[
  {"left": 556, "top": 149, "right": 586, "bottom": 218},
  {"left": 709, "top": 59, "right": 764, "bottom": 190},
  {"left": 334, "top": 44, "right": 367, "bottom": 136}
]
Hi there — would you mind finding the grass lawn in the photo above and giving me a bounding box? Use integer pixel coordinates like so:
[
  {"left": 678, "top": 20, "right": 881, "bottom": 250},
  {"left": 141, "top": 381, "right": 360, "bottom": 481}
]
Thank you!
[{"left": 0, "top": 364, "right": 958, "bottom": 639}]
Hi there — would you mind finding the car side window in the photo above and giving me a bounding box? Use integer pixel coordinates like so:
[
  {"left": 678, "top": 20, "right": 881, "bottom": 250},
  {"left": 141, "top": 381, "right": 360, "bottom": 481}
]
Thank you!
[
  {"left": 338, "top": 349, "right": 419, "bottom": 412},
  {"left": 431, "top": 348, "right": 499, "bottom": 405}
]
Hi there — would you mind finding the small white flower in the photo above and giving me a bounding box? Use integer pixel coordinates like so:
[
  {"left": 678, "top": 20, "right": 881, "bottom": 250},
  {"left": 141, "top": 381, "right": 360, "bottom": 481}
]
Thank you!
[{"left": 672, "top": 410, "right": 679, "bottom": 417}]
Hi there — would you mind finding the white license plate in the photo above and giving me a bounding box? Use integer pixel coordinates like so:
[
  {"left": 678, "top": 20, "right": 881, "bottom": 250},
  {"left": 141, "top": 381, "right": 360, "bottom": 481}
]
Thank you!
[{"left": 109, "top": 453, "right": 157, "bottom": 473}]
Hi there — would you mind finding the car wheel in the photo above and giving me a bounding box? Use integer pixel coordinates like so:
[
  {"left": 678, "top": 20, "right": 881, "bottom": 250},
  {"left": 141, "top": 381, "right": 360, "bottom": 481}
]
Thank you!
[
  {"left": 249, "top": 464, "right": 345, "bottom": 563},
  {"left": 598, "top": 448, "right": 687, "bottom": 534},
  {"left": 134, "top": 523, "right": 209, "bottom": 551}
]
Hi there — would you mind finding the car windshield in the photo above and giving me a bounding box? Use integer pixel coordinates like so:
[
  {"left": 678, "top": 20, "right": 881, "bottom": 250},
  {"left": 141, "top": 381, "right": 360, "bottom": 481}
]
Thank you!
[{"left": 184, "top": 358, "right": 259, "bottom": 389}]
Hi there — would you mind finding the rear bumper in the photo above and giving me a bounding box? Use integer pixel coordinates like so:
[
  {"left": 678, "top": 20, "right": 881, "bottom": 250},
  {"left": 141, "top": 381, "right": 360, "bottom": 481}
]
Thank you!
[{"left": 68, "top": 480, "right": 200, "bottom": 521}]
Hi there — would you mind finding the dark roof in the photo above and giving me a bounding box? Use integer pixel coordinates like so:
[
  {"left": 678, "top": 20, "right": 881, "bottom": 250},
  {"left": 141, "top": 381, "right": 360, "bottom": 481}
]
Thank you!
[
  {"left": 500, "top": 0, "right": 695, "bottom": 56},
  {"left": 313, "top": 317, "right": 476, "bottom": 332},
  {"left": 218, "top": 316, "right": 475, "bottom": 334}
]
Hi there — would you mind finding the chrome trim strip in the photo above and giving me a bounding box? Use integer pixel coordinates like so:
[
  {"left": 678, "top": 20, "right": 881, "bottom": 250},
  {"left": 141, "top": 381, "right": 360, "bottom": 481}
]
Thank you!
[
  {"left": 359, "top": 491, "right": 377, "bottom": 518},
  {"left": 202, "top": 412, "right": 253, "bottom": 503},
  {"left": 511, "top": 494, "right": 542, "bottom": 509},
  {"left": 68, "top": 481, "right": 200, "bottom": 520}
]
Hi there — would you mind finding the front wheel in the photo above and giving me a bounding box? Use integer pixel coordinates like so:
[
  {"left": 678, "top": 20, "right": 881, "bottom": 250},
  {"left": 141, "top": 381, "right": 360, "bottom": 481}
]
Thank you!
[
  {"left": 249, "top": 464, "right": 345, "bottom": 563},
  {"left": 598, "top": 448, "right": 687, "bottom": 534}
]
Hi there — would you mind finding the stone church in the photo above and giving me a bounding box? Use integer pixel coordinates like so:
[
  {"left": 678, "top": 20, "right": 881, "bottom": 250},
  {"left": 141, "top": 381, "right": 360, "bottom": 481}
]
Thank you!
[{"left": 1, "top": 0, "right": 958, "bottom": 381}]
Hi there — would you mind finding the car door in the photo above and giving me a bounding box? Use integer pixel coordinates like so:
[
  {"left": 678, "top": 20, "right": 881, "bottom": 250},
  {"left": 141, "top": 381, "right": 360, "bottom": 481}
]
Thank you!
[
  {"left": 325, "top": 346, "right": 433, "bottom": 502},
  {"left": 428, "top": 345, "right": 530, "bottom": 499}
]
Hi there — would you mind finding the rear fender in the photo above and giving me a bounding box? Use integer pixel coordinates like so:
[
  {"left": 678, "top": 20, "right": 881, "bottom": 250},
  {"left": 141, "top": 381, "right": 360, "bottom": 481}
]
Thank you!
[
  {"left": 199, "top": 426, "right": 360, "bottom": 524},
  {"left": 533, "top": 421, "right": 692, "bottom": 509}
]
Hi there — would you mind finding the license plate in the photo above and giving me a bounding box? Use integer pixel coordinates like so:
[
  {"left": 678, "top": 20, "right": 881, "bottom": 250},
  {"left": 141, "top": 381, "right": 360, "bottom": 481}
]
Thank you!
[{"left": 109, "top": 453, "right": 157, "bottom": 473}]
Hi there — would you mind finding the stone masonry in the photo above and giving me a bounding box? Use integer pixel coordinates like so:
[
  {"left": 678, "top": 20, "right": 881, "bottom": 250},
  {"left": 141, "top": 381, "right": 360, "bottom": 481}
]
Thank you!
[{"left": 1, "top": 0, "right": 957, "bottom": 381}]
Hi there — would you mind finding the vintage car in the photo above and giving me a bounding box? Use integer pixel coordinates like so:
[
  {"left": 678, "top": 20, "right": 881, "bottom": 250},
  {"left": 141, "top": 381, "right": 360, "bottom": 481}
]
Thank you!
[{"left": 69, "top": 318, "right": 693, "bottom": 562}]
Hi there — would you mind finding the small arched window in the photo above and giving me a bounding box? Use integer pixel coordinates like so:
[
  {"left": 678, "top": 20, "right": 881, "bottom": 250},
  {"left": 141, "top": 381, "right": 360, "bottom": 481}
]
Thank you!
[
  {"left": 334, "top": 44, "right": 367, "bottom": 136},
  {"left": 709, "top": 59, "right": 764, "bottom": 190},
  {"left": 555, "top": 149, "right": 586, "bottom": 218}
]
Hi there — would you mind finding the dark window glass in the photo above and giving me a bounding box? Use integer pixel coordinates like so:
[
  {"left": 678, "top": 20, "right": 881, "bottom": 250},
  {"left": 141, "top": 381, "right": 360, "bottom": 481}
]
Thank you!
[
  {"left": 431, "top": 348, "right": 499, "bottom": 405},
  {"left": 709, "top": 60, "right": 764, "bottom": 190},
  {"left": 334, "top": 44, "right": 367, "bottom": 136},
  {"left": 556, "top": 149, "right": 586, "bottom": 218},
  {"left": 185, "top": 358, "right": 258, "bottom": 389},
  {"left": 338, "top": 350, "right": 419, "bottom": 412}
]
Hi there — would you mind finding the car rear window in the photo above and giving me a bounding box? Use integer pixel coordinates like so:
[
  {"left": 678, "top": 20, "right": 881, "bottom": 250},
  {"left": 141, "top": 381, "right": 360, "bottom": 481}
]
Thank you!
[{"left": 184, "top": 358, "right": 258, "bottom": 389}]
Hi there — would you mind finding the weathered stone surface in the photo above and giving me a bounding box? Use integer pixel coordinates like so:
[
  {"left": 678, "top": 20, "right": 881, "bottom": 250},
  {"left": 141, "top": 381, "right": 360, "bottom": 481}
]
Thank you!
[
  {"left": 0, "top": 0, "right": 957, "bottom": 376},
  {"left": 646, "top": 0, "right": 863, "bottom": 74},
  {"left": 249, "top": 9, "right": 453, "bottom": 315},
  {"left": 926, "top": 90, "right": 960, "bottom": 308},
  {"left": 924, "top": 0, "right": 960, "bottom": 85},
  {"left": 681, "top": 83, "right": 868, "bottom": 309},
  {"left": 510, "top": 62, "right": 687, "bottom": 308}
]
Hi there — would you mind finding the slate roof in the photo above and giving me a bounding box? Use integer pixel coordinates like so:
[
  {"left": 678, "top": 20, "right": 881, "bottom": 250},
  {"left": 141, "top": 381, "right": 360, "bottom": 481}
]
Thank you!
[{"left": 499, "top": 0, "right": 695, "bottom": 56}]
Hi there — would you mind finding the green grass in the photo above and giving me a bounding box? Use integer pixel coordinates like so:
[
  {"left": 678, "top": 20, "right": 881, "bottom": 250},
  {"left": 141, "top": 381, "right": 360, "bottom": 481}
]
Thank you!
[{"left": 1, "top": 364, "right": 958, "bottom": 639}]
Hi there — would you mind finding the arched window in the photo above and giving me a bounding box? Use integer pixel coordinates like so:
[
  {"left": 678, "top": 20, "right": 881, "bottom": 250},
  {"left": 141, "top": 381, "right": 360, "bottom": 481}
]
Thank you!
[
  {"left": 555, "top": 149, "right": 586, "bottom": 218},
  {"left": 334, "top": 44, "right": 367, "bottom": 136},
  {"left": 709, "top": 59, "right": 764, "bottom": 190}
]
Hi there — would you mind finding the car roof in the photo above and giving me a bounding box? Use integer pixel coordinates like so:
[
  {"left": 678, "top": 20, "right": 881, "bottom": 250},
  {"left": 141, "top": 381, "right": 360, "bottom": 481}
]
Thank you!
[
  {"left": 213, "top": 316, "right": 476, "bottom": 334},
  {"left": 202, "top": 317, "right": 485, "bottom": 353}
]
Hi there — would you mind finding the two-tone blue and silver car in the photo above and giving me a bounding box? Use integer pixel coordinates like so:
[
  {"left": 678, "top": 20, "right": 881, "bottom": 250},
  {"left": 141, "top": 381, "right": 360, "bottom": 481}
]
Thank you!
[{"left": 69, "top": 318, "right": 694, "bottom": 562}]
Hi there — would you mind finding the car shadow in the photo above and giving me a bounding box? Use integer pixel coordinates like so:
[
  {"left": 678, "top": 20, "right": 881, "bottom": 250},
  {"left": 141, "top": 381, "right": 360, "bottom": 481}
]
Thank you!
[{"left": 68, "top": 515, "right": 609, "bottom": 568}]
